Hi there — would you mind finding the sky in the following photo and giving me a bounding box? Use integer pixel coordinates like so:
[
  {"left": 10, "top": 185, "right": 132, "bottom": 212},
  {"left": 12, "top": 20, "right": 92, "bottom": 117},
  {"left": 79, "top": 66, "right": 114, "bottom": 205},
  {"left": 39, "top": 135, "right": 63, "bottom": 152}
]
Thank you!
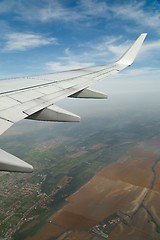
[{"left": 0, "top": 0, "right": 159, "bottom": 115}]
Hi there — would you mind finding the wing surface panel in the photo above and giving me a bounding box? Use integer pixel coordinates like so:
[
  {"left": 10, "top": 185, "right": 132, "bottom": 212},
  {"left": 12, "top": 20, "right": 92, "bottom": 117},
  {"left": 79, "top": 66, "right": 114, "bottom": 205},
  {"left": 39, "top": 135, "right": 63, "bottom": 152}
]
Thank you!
[
  {"left": 0, "top": 96, "right": 20, "bottom": 110},
  {"left": 10, "top": 90, "right": 44, "bottom": 102}
]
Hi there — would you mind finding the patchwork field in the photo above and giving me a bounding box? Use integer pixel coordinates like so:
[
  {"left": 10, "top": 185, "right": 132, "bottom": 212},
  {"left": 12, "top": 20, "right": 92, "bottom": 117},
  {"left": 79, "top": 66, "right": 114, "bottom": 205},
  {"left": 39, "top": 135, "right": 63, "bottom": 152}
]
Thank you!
[
  {"left": 2, "top": 112, "right": 160, "bottom": 240},
  {"left": 26, "top": 147, "right": 160, "bottom": 240}
]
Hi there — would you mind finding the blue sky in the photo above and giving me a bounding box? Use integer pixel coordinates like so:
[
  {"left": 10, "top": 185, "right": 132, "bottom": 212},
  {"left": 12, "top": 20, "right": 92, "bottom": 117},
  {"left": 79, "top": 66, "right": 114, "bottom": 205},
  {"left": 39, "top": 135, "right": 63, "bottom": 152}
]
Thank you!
[{"left": 0, "top": 0, "right": 159, "bottom": 96}]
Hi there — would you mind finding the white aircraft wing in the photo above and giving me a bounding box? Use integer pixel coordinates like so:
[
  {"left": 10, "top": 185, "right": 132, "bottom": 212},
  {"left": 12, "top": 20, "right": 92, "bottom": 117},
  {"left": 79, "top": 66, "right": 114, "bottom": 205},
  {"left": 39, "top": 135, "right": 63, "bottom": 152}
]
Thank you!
[{"left": 0, "top": 33, "right": 147, "bottom": 173}]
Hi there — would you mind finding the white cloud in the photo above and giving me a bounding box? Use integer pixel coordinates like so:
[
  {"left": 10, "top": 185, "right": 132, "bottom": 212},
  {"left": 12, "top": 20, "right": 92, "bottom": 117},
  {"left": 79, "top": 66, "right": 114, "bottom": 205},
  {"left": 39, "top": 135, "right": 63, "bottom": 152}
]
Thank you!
[
  {"left": 142, "top": 39, "right": 160, "bottom": 53},
  {"left": 116, "top": 67, "right": 160, "bottom": 80},
  {"left": 39, "top": 1, "right": 83, "bottom": 22},
  {"left": 0, "top": 0, "right": 159, "bottom": 34},
  {"left": 80, "top": 33, "right": 160, "bottom": 66},
  {"left": 46, "top": 60, "right": 94, "bottom": 72},
  {"left": 0, "top": 0, "right": 84, "bottom": 23},
  {"left": 45, "top": 33, "right": 159, "bottom": 77},
  {"left": 88, "top": 35, "right": 122, "bottom": 51},
  {"left": 92, "top": 66, "right": 160, "bottom": 97},
  {"left": 110, "top": 2, "right": 160, "bottom": 30},
  {"left": 78, "top": 35, "right": 141, "bottom": 64},
  {"left": 44, "top": 36, "right": 139, "bottom": 72},
  {"left": 45, "top": 45, "right": 94, "bottom": 72},
  {"left": 3, "top": 32, "right": 58, "bottom": 51},
  {"left": 79, "top": 0, "right": 109, "bottom": 17},
  {"left": 108, "top": 67, "right": 160, "bottom": 95},
  {"left": 22, "top": 0, "right": 108, "bottom": 24}
]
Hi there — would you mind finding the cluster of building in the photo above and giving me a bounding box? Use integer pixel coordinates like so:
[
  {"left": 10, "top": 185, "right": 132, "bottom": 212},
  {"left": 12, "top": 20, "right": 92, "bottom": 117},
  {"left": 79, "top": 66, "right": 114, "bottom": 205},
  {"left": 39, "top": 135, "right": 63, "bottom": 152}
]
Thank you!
[{"left": 90, "top": 213, "right": 121, "bottom": 239}]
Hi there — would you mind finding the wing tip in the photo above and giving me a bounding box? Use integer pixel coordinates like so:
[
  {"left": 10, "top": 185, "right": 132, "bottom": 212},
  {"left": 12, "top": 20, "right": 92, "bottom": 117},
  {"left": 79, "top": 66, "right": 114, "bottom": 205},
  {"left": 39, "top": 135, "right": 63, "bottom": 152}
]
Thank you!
[
  {"left": 141, "top": 32, "right": 147, "bottom": 36},
  {"left": 117, "top": 33, "right": 147, "bottom": 66}
]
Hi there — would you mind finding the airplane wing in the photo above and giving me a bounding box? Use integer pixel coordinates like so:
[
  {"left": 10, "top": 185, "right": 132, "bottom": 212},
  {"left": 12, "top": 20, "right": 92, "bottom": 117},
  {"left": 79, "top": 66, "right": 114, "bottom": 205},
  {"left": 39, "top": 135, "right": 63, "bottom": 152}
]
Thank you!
[{"left": 0, "top": 33, "right": 147, "bottom": 173}]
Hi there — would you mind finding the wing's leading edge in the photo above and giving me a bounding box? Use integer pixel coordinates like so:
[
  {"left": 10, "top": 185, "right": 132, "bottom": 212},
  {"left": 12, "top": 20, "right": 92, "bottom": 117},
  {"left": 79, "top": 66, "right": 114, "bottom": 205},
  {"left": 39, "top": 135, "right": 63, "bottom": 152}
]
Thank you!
[{"left": 0, "top": 33, "right": 147, "bottom": 173}]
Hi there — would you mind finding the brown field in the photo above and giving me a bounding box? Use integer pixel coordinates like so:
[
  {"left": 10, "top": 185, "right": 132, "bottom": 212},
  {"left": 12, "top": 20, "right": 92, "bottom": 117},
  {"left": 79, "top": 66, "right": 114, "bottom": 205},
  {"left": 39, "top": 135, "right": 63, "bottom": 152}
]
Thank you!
[
  {"left": 26, "top": 224, "right": 65, "bottom": 240},
  {"left": 109, "top": 208, "right": 157, "bottom": 240},
  {"left": 144, "top": 190, "right": 160, "bottom": 226},
  {"left": 26, "top": 147, "right": 160, "bottom": 240},
  {"left": 56, "top": 230, "right": 92, "bottom": 240},
  {"left": 89, "top": 143, "right": 107, "bottom": 150},
  {"left": 20, "top": 220, "right": 40, "bottom": 233},
  {"left": 65, "top": 150, "right": 87, "bottom": 159},
  {"left": 154, "top": 162, "right": 160, "bottom": 192},
  {"left": 50, "top": 210, "right": 98, "bottom": 229},
  {"left": 98, "top": 147, "right": 157, "bottom": 188},
  {"left": 65, "top": 177, "right": 147, "bottom": 219}
]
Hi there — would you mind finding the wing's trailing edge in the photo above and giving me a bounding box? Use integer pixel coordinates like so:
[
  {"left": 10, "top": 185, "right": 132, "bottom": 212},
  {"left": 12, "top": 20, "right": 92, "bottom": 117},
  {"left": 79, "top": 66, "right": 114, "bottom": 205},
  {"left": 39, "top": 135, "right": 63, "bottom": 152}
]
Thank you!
[{"left": 0, "top": 33, "right": 147, "bottom": 173}]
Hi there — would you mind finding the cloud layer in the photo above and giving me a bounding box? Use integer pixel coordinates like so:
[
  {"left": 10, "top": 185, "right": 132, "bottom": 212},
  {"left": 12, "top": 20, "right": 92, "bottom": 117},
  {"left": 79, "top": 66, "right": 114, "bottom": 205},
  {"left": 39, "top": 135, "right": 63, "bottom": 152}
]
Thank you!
[
  {"left": 3, "top": 33, "right": 58, "bottom": 51},
  {"left": 0, "top": 0, "right": 159, "bottom": 30}
]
